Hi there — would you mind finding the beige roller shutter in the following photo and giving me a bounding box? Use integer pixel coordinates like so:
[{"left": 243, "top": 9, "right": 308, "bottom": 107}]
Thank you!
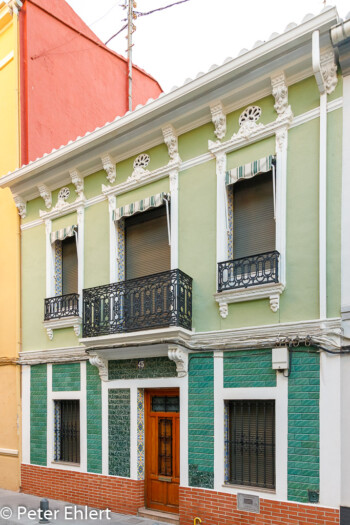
[
  {"left": 126, "top": 206, "right": 170, "bottom": 280},
  {"left": 233, "top": 171, "right": 275, "bottom": 259},
  {"left": 62, "top": 236, "right": 78, "bottom": 294}
]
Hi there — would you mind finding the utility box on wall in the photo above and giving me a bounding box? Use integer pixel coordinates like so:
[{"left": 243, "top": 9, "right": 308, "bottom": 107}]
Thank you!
[{"left": 272, "top": 347, "right": 289, "bottom": 370}]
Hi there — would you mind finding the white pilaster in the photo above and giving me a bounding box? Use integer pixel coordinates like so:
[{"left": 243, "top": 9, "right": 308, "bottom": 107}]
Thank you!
[
  {"left": 108, "top": 195, "right": 117, "bottom": 283},
  {"left": 45, "top": 219, "right": 53, "bottom": 298},
  {"left": 101, "top": 379, "right": 109, "bottom": 475},
  {"left": 130, "top": 386, "right": 138, "bottom": 479},
  {"left": 22, "top": 365, "right": 31, "bottom": 464},
  {"left": 216, "top": 153, "right": 227, "bottom": 265},
  {"left": 213, "top": 350, "right": 224, "bottom": 491},
  {"left": 319, "top": 352, "right": 341, "bottom": 506},
  {"left": 180, "top": 375, "right": 189, "bottom": 487},
  {"left": 170, "top": 170, "right": 179, "bottom": 269},
  {"left": 275, "top": 129, "right": 288, "bottom": 286},
  {"left": 319, "top": 92, "right": 327, "bottom": 319},
  {"left": 77, "top": 207, "right": 84, "bottom": 316}
]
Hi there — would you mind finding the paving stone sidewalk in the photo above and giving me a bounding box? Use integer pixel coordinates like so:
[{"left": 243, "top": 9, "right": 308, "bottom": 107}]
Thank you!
[{"left": 0, "top": 490, "right": 167, "bottom": 525}]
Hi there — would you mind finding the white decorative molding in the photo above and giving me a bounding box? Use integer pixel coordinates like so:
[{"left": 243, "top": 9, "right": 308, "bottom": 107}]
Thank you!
[
  {"left": 275, "top": 126, "right": 288, "bottom": 152},
  {"left": 271, "top": 72, "right": 293, "bottom": 123},
  {"left": 214, "top": 283, "right": 285, "bottom": 318},
  {"left": 19, "top": 346, "right": 87, "bottom": 365},
  {"left": 70, "top": 168, "right": 84, "bottom": 199},
  {"left": 210, "top": 102, "right": 226, "bottom": 141},
  {"left": 0, "top": 448, "right": 19, "bottom": 457},
  {"left": 13, "top": 194, "right": 26, "bottom": 218},
  {"left": 128, "top": 153, "right": 151, "bottom": 182},
  {"left": 37, "top": 184, "right": 52, "bottom": 209},
  {"left": 320, "top": 51, "right": 338, "bottom": 95},
  {"left": 169, "top": 170, "right": 179, "bottom": 193},
  {"left": 39, "top": 194, "right": 85, "bottom": 220},
  {"left": 43, "top": 316, "right": 82, "bottom": 340},
  {"left": 162, "top": 125, "right": 181, "bottom": 164},
  {"left": 168, "top": 345, "right": 188, "bottom": 377},
  {"left": 89, "top": 354, "right": 108, "bottom": 382},
  {"left": 232, "top": 106, "right": 265, "bottom": 140},
  {"left": 101, "top": 153, "right": 116, "bottom": 184}
]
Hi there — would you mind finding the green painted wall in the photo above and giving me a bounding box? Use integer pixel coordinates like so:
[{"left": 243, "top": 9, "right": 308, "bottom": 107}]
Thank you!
[
  {"left": 288, "top": 349, "right": 320, "bottom": 502},
  {"left": 188, "top": 354, "right": 214, "bottom": 489},
  {"left": 52, "top": 363, "right": 80, "bottom": 391},
  {"left": 84, "top": 170, "right": 108, "bottom": 200},
  {"left": 109, "top": 389, "right": 130, "bottom": 477},
  {"left": 87, "top": 362, "right": 102, "bottom": 474},
  {"left": 108, "top": 357, "right": 176, "bottom": 380},
  {"left": 179, "top": 160, "right": 219, "bottom": 332},
  {"left": 117, "top": 178, "right": 170, "bottom": 208},
  {"left": 84, "top": 200, "right": 109, "bottom": 288},
  {"left": 179, "top": 123, "right": 216, "bottom": 162},
  {"left": 30, "top": 365, "right": 47, "bottom": 466},
  {"left": 224, "top": 350, "right": 276, "bottom": 388},
  {"left": 51, "top": 212, "right": 77, "bottom": 232}
]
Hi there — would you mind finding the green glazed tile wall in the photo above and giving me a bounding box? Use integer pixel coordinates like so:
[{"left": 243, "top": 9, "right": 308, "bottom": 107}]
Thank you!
[
  {"left": 87, "top": 362, "right": 102, "bottom": 473},
  {"left": 108, "top": 357, "right": 176, "bottom": 380},
  {"left": 224, "top": 350, "right": 276, "bottom": 388},
  {"left": 30, "top": 365, "right": 47, "bottom": 466},
  {"left": 109, "top": 389, "right": 130, "bottom": 477},
  {"left": 188, "top": 354, "right": 214, "bottom": 489},
  {"left": 288, "top": 349, "right": 320, "bottom": 502},
  {"left": 52, "top": 363, "right": 80, "bottom": 391}
]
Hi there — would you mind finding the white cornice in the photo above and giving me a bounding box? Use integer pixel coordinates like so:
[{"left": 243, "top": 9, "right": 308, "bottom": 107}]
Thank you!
[
  {"left": 0, "top": 8, "right": 338, "bottom": 194},
  {"left": 19, "top": 346, "right": 87, "bottom": 365}
]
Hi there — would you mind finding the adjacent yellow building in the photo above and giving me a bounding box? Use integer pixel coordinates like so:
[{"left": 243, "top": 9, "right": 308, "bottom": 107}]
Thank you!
[{"left": 0, "top": 0, "right": 21, "bottom": 491}]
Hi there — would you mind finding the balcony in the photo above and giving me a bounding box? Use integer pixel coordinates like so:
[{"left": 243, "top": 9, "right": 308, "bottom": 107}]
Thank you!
[
  {"left": 82, "top": 269, "right": 193, "bottom": 338},
  {"left": 44, "top": 293, "right": 80, "bottom": 320},
  {"left": 218, "top": 250, "right": 280, "bottom": 292},
  {"left": 215, "top": 251, "right": 283, "bottom": 317}
]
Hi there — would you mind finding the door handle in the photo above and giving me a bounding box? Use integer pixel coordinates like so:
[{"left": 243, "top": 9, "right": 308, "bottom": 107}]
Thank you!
[{"left": 158, "top": 476, "right": 172, "bottom": 482}]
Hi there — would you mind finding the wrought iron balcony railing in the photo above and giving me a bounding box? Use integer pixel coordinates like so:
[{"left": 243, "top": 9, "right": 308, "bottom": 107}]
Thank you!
[
  {"left": 218, "top": 250, "right": 280, "bottom": 292},
  {"left": 83, "top": 269, "right": 193, "bottom": 338},
  {"left": 44, "top": 293, "right": 80, "bottom": 320}
]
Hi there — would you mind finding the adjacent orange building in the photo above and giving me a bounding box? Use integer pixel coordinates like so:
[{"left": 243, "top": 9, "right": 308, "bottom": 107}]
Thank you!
[{"left": 0, "top": 0, "right": 161, "bottom": 491}]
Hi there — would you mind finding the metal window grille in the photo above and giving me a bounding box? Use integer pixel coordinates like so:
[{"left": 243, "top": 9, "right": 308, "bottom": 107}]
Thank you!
[
  {"left": 54, "top": 400, "right": 80, "bottom": 464},
  {"left": 158, "top": 418, "right": 173, "bottom": 476},
  {"left": 227, "top": 400, "right": 275, "bottom": 489}
]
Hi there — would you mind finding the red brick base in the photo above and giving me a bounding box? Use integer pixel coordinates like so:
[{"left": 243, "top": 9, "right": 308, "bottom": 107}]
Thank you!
[
  {"left": 179, "top": 486, "right": 339, "bottom": 525},
  {"left": 21, "top": 465, "right": 340, "bottom": 525},
  {"left": 21, "top": 464, "right": 144, "bottom": 515}
]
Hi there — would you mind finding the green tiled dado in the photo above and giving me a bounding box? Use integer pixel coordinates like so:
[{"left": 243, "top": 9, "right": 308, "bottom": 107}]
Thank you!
[
  {"left": 224, "top": 350, "right": 276, "bottom": 388},
  {"left": 109, "top": 389, "right": 130, "bottom": 477},
  {"left": 288, "top": 349, "right": 320, "bottom": 502},
  {"left": 108, "top": 357, "right": 176, "bottom": 380},
  {"left": 87, "top": 362, "right": 102, "bottom": 473},
  {"left": 188, "top": 354, "right": 214, "bottom": 489},
  {"left": 30, "top": 364, "right": 47, "bottom": 466},
  {"left": 52, "top": 363, "right": 80, "bottom": 391}
]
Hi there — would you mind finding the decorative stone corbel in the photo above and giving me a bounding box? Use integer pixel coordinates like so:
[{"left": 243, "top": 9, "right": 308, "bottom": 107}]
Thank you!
[
  {"left": 101, "top": 153, "right": 116, "bottom": 184},
  {"left": 38, "top": 184, "right": 52, "bottom": 209},
  {"left": 218, "top": 302, "right": 228, "bottom": 319},
  {"left": 162, "top": 125, "right": 181, "bottom": 164},
  {"left": 69, "top": 168, "right": 84, "bottom": 199},
  {"left": 89, "top": 354, "right": 108, "bottom": 382},
  {"left": 13, "top": 195, "right": 26, "bottom": 218},
  {"left": 269, "top": 294, "right": 280, "bottom": 313},
  {"left": 275, "top": 126, "right": 288, "bottom": 152},
  {"left": 320, "top": 51, "right": 338, "bottom": 95},
  {"left": 271, "top": 73, "right": 293, "bottom": 123},
  {"left": 210, "top": 102, "right": 226, "bottom": 140},
  {"left": 46, "top": 328, "right": 53, "bottom": 341},
  {"left": 73, "top": 324, "right": 81, "bottom": 337},
  {"left": 168, "top": 345, "right": 188, "bottom": 377}
]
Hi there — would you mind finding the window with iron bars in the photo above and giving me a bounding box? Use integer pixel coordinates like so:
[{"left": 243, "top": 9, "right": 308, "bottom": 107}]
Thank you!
[
  {"left": 54, "top": 400, "right": 80, "bottom": 464},
  {"left": 226, "top": 400, "right": 275, "bottom": 490}
]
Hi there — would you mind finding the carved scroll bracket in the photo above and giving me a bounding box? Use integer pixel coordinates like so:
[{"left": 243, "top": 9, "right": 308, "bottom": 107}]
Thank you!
[
  {"left": 89, "top": 354, "right": 108, "bottom": 382},
  {"left": 168, "top": 345, "right": 188, "bottom": 377},
  {"left": 210, "top": 102, "right": 226, "bottom": 141},
  {"left": 70, "top": 168, "right": 85, "bottom": 199},
  {"left": 101, "top": 153, "right": 116, "bottom": 184},
  {"left": 162, "top": 125, "right": 181, "bottom": 164}
]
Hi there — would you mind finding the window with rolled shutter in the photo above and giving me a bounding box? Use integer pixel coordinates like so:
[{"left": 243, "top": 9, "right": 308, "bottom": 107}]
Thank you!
[
  {"left": 233, "top": 171, "right": 275, "bottom": 259},
  {"left": 62, "top": 236, "right": 78, "bottom": 294},
  {"left": 125, "top": 206, "right": 170, "bottom": 280}
]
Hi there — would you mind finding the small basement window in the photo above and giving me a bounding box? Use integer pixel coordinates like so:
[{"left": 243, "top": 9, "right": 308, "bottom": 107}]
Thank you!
[{"left": 54, "top": 400, "right": 80, "bottom": 464}]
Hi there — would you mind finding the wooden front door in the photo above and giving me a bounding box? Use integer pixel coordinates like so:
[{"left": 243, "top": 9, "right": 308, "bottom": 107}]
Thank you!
[{"left": 145, "top": 389, "right": 180, "bottom": 513}]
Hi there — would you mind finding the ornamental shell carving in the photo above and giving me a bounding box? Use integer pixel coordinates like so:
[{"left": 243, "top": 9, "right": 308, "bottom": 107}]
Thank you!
[
  {"left": 239, "top": 106, "right": 262, "bottom": 126},
  {"left": 133, "top": 153, "right": 150, "bottom": 169},
  {"left": 58, "top": 187, "right": 70, "bottom": 201}
]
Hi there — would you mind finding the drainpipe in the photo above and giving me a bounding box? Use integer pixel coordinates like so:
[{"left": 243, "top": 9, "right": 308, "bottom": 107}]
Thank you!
[{"left": 312, "top": 30, "right": 327, "bottom": 320}]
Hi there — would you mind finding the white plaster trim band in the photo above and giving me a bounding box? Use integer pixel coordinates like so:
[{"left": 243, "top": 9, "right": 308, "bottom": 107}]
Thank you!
[
  {"left": 19, "top": 347, "right": 87, "bottom": 365},
  {"left": 0, "top": 448, "right": 19, "bottom": 457},
  {"left": 214, "top": 283, "right": 285, "bottom": 318}
]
